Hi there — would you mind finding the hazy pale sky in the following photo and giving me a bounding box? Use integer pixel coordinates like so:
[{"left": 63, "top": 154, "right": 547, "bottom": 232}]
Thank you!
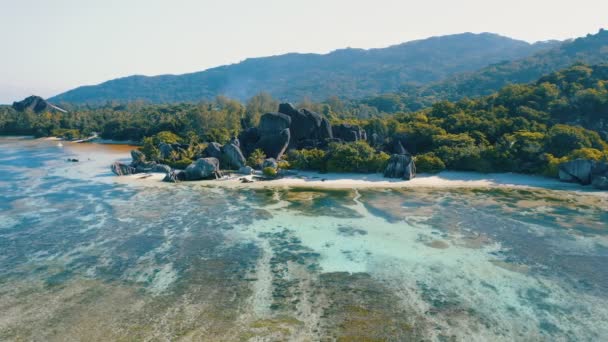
[{"left": 1, "top": 0, "right": 607, "bottom": 103}]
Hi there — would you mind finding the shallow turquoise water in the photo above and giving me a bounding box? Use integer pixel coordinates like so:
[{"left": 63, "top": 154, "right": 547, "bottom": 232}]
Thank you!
[{"left": 1, "top": 137, "right": 607, "bottom": 341}]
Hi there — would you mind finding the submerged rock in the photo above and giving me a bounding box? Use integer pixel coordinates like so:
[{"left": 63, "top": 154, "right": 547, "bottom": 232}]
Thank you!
[
  {"left": 384, "top": 154, "right": 416, "bottom": 180},
  {"left": 183, "top": 158, "right": 222, "bottom": 181},
  {"left": 111, "top": 162, "right": 136, "bottom": 176}
]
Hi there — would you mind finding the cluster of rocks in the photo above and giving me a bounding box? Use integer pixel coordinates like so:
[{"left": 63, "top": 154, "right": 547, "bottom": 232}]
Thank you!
[
  {"left": 110, "top": 103, "right": 419, "bottom": 182},
  {"left": 111, "top": 150, "right": 171, "bottom": 176},
  {"left": 558, "top": 159, "right": 608, "bottom": 190}
]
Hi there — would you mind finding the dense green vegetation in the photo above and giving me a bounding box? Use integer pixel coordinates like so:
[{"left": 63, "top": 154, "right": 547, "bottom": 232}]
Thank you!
[
  {"left": 2, "top": 64, "right": 608, "bottom": 178},
  {"left": 358, "top": 29, "right": 608, "bottom": 112},
  {"left": 49, "top": 33, "right": 554, "bottom": 104}
]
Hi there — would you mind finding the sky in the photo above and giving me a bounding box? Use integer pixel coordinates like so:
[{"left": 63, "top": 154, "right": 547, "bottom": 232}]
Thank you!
[{"left": 0, "top": 0, "right": 607, "bottom": 104}]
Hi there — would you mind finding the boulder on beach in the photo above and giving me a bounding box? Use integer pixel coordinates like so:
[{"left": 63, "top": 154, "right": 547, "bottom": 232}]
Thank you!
[
  {"left": 222, "top": 142, "right": 246, "bottom": 169},
  {"left": 183, "top": 158, "right": 222, "bottom": 181},
  {"left": 238, "top": 166, "right": 254, "bottom": 175},
  {"left": 238, "top": 127, "right": 261, "bottom": 157},
  {"left": 259, "top": 112, "right": 292, "bottom": 135},
  {"left": 256, "top": 128, "right": 290, "bottom": 160},
  {"left": 203, "top": 142, "right": 223, "bottom": 160},
  {"left": 130, "top": 150, "right": 146, "bottom": 166},
  {"left": 384, "top": 154, "right": 416, "bottom": 180},
  {"left": 111, "top": 162, "right": 136, "bottom": 176},
  {"left": 558, "top": 159, "right": 595, "bottom": 185},
  {"left": 163, "top": 170, "right": 186, "bottom": 183}
]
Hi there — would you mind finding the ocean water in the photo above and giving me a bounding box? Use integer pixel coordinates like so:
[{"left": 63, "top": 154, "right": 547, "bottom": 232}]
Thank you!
[{"left": 1, "top": 137, "right": 607, "bottom": 341}]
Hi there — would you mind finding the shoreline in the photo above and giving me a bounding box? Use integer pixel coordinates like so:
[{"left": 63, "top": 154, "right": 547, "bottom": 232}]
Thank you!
[
  {"left": 118, "top": 170, "right": 605, "bottom": 195},
  {"left": 3, "top": 137, "right": 600, "bottom": 195}
]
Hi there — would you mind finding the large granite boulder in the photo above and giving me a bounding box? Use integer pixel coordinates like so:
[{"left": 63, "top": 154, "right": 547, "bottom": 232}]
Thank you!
[
  {"left": 12, "top": 95, "right": 65, "bottom": 113},
  {"left": 222, "top": 142, "right": 246, "bottom": 169},
  {"left": 319, "top": 117, "right": 333, "bottom": 140},
  {"left": 130, "top": 150, "right": 146, "bottom": 166},
  {"left": 332, "top": 124, "right": 366, "bottom": 142},
  {"left": 159, "top": 142, "right": 174, "bottom": 160},
  {"left": 238, "top": 127, "right": 261, "bottom": 157},
  {"left": 163, "top": 170, "right": 186, "bottom": 183},
  {"left": 278, "top": 103, "right": 333, "bottom": 147},
  {"left": 384, "top": 154, "right": 416, "bottom": 180},
  {"left": 111, "top": 162, "right": 136, "bottom": 176},
  {"left": 256, "top": 128, "right": 290, "bottom": 160},
  {"left": 184, "top": 158, "right": 222, "bottom": 181},
  {"left": 558, "top": 159, "right": 595, "bottom": 185},
  {"left": 238, "top": 166, "right": 254, "bottom": 175},
  {"left": 150, "top": 164, "right": 171, "bottom": 174},
  {"left": 259, "top": 112, "right": 292, "bottom": 135},
  {"left": 203, "top": 142, "right": 223, "bottom": 160}
]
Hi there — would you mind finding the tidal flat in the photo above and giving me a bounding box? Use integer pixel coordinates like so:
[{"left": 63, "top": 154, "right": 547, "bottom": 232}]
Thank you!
[{"left": 1, "top": 137, "right": 607, "bottom": 341}]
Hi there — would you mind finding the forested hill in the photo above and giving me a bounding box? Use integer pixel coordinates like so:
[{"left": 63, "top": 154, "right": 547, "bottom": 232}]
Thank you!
[
  {"left": 49, "top": 33, "right": 556, "bottom": 104},
  {"left": 412, "top": 29, "right": 608, "bottom": 105}
]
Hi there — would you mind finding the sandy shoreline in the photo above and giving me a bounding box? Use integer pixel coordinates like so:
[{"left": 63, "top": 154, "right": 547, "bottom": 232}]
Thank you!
[
  {"left": 18, "top": 137, "right": 602, "bottom": 195},
  {"left": 117, "top": 170, "right": 605, "bottom": 195}
]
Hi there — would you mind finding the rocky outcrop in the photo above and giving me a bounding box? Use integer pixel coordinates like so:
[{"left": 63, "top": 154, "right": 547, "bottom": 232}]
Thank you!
[
  {"left": 131, "top": 150, "right": 146, "bottom": 165},
  {"left": 332, "top": 124, "right": 366, "bottom": 142},
  {"left": 558, "top": 159, "right": 595, "bottom": 185},
  {"left": 163, "top": 170, "right": 186, "bottom": 183},
  {"left": 183, "top": 158, "right": 222, "bottom": 181},
  {"left": 221, "top": 142, "right": 246, "bottom": 169},
  {"left": 12, "top": 95, "right": 66, "bottom": 113},
  {"left": 256, "top": 128, "right": 290, "bottom": 160},
  {"left": 159, "top": 142, "right": 174, "bottom": 159},
  {"left": 203, "top": 142, "right": 223, "bottom": 160},
  {"left": 259, "top": 112, "right": 292, "bottom": 135},
  {"left": 278, "top": 103, "right": 332, "bottom": 147},
  {"left": 384, "top": 154, "right": 416, "bottom": 180},
  {"left": 111, "top": 162, "right": 136, "bottom": 176},
  {"left": 558, "top": 159, "right": 608, "bottom": 190},
  {"left": 238, "top": 127, "right": 261, "bottom": 157}
]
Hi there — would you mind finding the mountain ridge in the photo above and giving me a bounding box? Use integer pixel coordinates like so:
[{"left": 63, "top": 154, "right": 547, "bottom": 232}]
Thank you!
[{"left": 49, "top": 32, "right": 559, "bottom": 104}]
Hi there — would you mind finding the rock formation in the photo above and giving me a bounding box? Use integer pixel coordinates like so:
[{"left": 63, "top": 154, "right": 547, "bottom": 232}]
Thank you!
[
  {"left": 183, "top": 158, "right": 222, "bottom": 180},
  {"left": 12, "top": 95, "right": 66, "bottom": 113},
  {"left": 384, "top": 154, "right": 416, "bottom": 180},
  {"left": 332, "top": 124, "right": 366, "bottom": 142},
  {"left": 221, "top": 141, "right": 246, "bottom": 169},
  {"left": 558, "top": 159, "right": 608, "bottom": 190}
]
